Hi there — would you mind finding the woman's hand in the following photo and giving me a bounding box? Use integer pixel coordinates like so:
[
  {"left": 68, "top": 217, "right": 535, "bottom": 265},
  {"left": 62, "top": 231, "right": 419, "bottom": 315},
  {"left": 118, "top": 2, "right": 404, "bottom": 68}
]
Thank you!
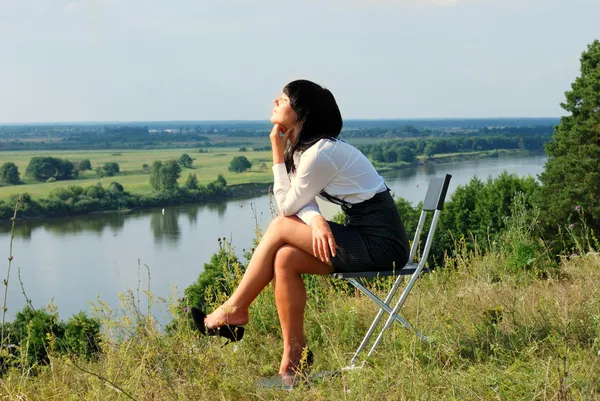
[
  {"left": 310, "top": 215, "right": 337, "bottom": 263},
  {"left": 270, "top": 124, "right": 291, "bottom": 164}
]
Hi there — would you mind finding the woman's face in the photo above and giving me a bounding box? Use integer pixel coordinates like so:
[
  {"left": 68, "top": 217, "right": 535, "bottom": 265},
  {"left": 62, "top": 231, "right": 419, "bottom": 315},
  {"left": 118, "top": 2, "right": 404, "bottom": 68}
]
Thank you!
[{"left": 270, "top": 93, "right": 298, "bottom": 131}]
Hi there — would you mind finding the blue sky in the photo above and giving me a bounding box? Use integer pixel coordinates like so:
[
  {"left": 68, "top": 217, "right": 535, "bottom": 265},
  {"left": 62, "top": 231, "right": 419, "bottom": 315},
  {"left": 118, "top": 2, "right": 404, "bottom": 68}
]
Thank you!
[{"left": 0, "top": 0, "right": 598, "bottom": 123}]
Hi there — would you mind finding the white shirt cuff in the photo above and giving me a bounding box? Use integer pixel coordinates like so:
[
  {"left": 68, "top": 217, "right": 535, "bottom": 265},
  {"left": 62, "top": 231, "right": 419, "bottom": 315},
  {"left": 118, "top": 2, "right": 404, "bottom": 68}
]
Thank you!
[
  {"left": 272, "top": 163, "right": 287, "bottom": 181},
  {"left": 297, "top": 209, "right": 321, "bottom": 225}
]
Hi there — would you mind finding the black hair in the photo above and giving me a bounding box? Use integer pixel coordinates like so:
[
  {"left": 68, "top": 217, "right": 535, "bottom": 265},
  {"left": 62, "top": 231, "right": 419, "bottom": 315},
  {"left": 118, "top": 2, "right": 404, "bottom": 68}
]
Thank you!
[{"left": 283, "top": 80, "right": 343, "bottom": 173}]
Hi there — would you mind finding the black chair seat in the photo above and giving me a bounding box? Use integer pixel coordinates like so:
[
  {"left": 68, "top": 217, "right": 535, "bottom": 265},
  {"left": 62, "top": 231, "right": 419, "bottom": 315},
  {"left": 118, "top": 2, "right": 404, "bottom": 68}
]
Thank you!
[{"left": 332, "top": 263, "right": 430, "bottom": 279}]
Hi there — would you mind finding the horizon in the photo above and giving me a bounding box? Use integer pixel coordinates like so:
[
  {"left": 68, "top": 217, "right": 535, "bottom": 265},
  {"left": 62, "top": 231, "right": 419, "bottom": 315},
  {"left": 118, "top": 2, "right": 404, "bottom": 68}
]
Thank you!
[{"left": 0, "top": 116, "right": 561, "bottom": 127}]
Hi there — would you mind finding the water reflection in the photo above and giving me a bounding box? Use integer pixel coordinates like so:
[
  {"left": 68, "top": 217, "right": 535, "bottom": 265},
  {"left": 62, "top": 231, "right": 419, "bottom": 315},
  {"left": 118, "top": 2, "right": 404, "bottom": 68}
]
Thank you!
[
  {"left": 0, "top": 201, "right": 232, "bottom": 246},
  {"left": 205, "top": 201, "right": 227, "bottom": 217},
  {"left": 383, "top": 167, "right": 418, "bottom": 180},
  {"left": 0, "top": 213, "right": 127, "bottom": 240},
  {"left": 150, "top": 209, "right": 180, "bottom": 244},
  {"left": 421, "top": 163, "right": 437, "bottom": 176}
]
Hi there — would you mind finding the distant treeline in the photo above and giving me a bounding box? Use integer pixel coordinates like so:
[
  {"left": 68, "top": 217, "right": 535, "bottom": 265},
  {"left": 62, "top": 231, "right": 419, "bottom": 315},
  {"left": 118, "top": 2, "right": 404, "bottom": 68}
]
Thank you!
[
  {"left": 0, "top": 119, "right": 558, "bottom": 151},
  {"left": 359, "top": 134, "right": 550, "bottom": 163}
]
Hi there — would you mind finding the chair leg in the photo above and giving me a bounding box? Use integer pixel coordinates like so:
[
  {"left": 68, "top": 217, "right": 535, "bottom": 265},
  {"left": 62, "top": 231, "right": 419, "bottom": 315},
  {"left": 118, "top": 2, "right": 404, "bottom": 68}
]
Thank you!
[
  {"left": 346, "top": 278, "right": 429, "bottom": 367},
  {"left": 366, "top": 281, "right": 428, "bottom": 358},
  {"left": 347, "top": 276, "right": 406, "bottom": 366}
]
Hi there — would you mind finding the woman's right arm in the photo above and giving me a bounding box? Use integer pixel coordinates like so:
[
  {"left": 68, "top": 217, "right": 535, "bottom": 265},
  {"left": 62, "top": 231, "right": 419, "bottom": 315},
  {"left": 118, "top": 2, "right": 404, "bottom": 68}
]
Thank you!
[{"left": 271, "top": 145, "right": 337, "bottom": 219}]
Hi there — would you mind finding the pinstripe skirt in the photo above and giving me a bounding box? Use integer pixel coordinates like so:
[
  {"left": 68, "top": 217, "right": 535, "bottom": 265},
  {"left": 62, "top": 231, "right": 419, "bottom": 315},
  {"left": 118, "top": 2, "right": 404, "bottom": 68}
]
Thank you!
[{"left": 328, "top": 190, "right": 410, "bottom": 273}]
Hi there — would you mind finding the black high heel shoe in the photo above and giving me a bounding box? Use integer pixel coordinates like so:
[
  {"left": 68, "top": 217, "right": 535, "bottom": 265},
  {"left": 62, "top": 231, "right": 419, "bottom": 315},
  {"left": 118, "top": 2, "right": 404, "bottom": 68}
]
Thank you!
[{"left": 191, "top": 307, "right": 245, "bottom": 343}]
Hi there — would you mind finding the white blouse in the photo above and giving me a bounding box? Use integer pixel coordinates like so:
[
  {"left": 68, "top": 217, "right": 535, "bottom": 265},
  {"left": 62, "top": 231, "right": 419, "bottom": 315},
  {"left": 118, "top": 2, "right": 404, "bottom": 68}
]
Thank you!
[{"left": 272, "top": 138, "right": 387, "bottom": 225}]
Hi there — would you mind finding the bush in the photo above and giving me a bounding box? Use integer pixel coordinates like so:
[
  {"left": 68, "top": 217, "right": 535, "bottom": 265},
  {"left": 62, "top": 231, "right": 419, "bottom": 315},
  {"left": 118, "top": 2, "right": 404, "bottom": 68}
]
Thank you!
[
  {"left": 2, "top": 306, "right": 102, "bottom": 370},
  {"left": 61, "top": 312, "right": 101, "bottom": 359},
  {"left": 496, "top": 193, "right": 555, "bottom": 277},
  {"left": 183, "top": 240, "right": 245, "bottom": 313},
  {"left": 8, "top": 306, "right": 65, "bottom": 366}
]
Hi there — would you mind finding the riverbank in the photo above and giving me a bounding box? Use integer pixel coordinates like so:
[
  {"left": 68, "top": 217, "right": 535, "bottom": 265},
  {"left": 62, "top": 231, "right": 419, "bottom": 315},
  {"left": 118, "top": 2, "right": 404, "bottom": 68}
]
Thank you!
[
  {"left": 0, "top": 150, "right": 541, "bottom": 223},
  {"left": 375, "top": 148, "right": 539, "bottom": 173}
]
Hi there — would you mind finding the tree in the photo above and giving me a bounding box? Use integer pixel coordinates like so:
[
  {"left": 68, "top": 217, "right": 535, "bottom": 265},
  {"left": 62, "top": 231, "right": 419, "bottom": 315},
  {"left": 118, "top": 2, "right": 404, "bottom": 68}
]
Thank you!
[
  {"left": 424, "top": 144, "right": 437, "bottom": 157},
  {"left": 96, "top": 162, "right": 120, "bottom": 177},
  {"left": 0, "top": 162, "right": 20, "bottom": 184},
  {"left": 185, "top": 173, "right": 199, "bottom": 189},
  {"left": 73, "top": 159, "right": 92, "bottom": 171},
  {"left": 228, "top": 156, "right": 252, "bottom": 173},
  {"left": 383, "top": 149, "right": 398, "bottom": 163},
  {"left": 371, "top": 150, "right": 385, "bottom": 163},
  {"left": 398, "top": 146, "right": 417, "bottom": 163},
  {"left": 108, "top": 181, "right": 124, "bottom": 194},
  {"left": 216, "top": 174, "right": 227, "bottom": 186},
  {"left": 178, "top": 153, "right": 194, "bottom": 168},
  {"left": 26, "top": 157, "right": 77, "bottom": 181},
  {"left": 150, "top": 160, "right": 181, "bottom": 191},
  {"left": 537, "top": 40, "right": 600, "bottom": 237}
]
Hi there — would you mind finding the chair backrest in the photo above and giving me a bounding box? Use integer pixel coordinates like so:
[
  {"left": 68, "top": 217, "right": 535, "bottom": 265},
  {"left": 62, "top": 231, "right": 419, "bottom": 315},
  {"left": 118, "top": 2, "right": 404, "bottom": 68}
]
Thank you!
[
  {"left": 422, "top": 174, "right": 452, "bottom": 211},
  {"left": 408, "top": 174, "right": 452, "bottom": 265}
]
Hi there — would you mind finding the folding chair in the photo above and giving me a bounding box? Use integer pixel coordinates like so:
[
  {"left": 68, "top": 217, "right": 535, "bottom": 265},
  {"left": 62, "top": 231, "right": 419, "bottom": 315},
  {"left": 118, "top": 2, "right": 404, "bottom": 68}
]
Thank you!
[{"left": 333, "top": 174, "right": 452, "bottom": 368}]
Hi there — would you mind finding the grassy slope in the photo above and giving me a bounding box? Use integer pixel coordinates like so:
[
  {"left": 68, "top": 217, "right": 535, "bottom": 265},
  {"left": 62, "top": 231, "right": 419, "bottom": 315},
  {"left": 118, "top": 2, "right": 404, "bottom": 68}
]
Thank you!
[{"left": 1, "top": 246, "right": 598, "bottom": 400}]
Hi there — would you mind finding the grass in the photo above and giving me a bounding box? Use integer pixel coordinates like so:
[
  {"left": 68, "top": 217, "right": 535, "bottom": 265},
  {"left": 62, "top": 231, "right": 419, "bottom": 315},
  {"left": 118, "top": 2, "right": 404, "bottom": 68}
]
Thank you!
[
  {"left": 0, "top": 148, "right": 275, "bottom": 200},
  {"left": 0, "top": 215, "right": 598, "bottom": 399},
  {"left": 1, "top": 252, "right": 599, "bottom": 399}
]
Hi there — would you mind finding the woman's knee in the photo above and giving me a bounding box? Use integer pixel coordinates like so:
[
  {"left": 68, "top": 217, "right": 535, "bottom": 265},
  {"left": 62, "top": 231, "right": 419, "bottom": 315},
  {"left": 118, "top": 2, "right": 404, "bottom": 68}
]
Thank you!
[
  {"left": 270, "top": 215, "right": 302, "bottom": 229},
  {"left": 273, "top": 245, "right": 301, "bottom": 276}
]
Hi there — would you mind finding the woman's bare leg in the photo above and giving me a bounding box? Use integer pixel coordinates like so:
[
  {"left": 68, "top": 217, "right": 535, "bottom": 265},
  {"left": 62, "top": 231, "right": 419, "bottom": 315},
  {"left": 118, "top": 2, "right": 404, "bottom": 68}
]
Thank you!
[
  {"left": 204, "top": 215, "right": 327, "bottom": 328},
  {"left": 272, "top": 245, "right": 332, "bottom": 374}
]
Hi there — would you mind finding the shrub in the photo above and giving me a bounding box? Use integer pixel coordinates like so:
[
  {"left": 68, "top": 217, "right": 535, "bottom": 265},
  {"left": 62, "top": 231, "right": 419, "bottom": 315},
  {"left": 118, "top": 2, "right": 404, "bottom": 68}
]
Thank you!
[{"left": 183, "top": 239, "right": 245, "bottom": 313}]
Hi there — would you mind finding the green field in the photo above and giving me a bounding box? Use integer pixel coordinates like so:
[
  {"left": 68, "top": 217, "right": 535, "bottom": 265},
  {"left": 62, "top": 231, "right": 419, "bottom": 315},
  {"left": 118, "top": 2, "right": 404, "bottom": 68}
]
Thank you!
[
  {"left": 0, "top": 148, "right": 275, "bottom": 200},
  {"left": 0, "top": 144, "right": 510, "bottom": 201}
]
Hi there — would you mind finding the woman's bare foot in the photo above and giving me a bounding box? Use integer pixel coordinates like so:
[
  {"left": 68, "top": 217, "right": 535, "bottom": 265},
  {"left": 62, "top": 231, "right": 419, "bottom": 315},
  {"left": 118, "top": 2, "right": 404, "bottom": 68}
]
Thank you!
[
  {"left": 204, "top": 304, "right": 249, "bottom": 329},
  {"left": 278, "top": 345, "right": 311, "bottom": 375}
]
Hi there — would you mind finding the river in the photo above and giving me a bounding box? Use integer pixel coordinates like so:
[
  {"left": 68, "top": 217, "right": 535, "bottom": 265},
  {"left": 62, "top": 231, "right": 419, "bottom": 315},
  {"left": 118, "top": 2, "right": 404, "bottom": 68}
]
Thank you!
[{"left": 0, "top": 155, "right": 547, "bottom": 321}]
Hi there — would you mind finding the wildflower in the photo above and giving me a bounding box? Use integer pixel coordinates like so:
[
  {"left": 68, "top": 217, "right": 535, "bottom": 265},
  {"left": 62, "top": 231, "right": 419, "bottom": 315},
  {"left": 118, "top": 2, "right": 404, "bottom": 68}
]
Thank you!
[
  {"left": 575, "top": 205, "right": 581, "bottom": 212},
  {"left": 569, "top": 223, "right": 575, "bottom": 229},
  {"left": 184, "top": 307, "right": 189, "bottom": 312}
]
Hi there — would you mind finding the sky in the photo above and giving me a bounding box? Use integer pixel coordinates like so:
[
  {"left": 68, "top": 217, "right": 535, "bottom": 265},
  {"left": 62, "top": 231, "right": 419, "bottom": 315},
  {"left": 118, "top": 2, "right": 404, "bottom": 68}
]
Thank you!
[{"left": 0, "top": 0, "right": 599, "bottom": 123}]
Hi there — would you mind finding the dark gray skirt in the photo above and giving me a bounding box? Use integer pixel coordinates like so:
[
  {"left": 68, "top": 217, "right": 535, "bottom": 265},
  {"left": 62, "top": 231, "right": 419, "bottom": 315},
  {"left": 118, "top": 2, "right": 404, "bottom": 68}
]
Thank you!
[{"left": 327, "top": 190, "right": 410, "bottom": 273}]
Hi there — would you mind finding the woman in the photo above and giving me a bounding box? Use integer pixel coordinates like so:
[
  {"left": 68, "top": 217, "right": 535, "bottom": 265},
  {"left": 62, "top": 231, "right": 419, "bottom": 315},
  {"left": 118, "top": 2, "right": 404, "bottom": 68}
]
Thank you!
[{"left": 194, "top": 79, "right": 410, "bottom": 377}]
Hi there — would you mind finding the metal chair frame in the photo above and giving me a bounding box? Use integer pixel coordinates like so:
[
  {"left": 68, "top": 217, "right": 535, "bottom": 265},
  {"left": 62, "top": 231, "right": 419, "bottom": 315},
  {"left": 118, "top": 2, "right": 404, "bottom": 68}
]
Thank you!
[{"left": 332, "top": 174, "right": 452, "bottom": 368}]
